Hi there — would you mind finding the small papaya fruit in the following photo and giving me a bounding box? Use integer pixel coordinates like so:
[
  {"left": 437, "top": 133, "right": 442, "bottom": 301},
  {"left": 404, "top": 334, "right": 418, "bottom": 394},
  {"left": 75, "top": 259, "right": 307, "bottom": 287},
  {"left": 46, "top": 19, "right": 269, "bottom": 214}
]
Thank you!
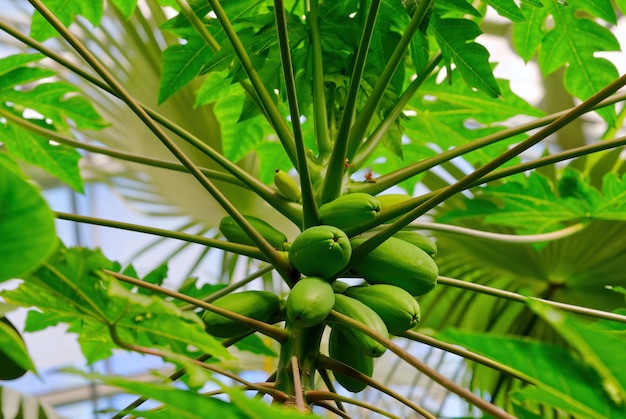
[
  {"left": 350, "top": 237, "right": 438, "bottom": 296},
  {"left": 318, "top": 193, "right": 381, "bottom": 230},
  {"left": 288, "top": 225, "right": 351, "bottom": 279},
  {"left": 328, "top": 326, "right": 373, "bottom": 393},
  {"left": 274, "top": 169, "right": 301, "bottom": 202},
  {"left": 331, "top": 294, "right": 388, "bottom": 357},
  {"left": 286, "top": 277, "right": 335, "bottom": 327},
  {"left": 219, "top": 215, "right": 288, "bottom": 250},
  {"left": 344, "top": 284, "right": 421, "bottom": 335},
  {"left": 202, "top": 291, "right": 282, "bottom": 338}
]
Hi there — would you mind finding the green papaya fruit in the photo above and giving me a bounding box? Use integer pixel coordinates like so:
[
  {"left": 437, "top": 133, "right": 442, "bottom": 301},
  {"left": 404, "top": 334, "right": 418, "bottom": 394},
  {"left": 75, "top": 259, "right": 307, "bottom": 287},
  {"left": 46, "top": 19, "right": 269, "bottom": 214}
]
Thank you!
[
  {"left": 328, "top": 326, "right": 373, "bottom": 393},
  {"left": 202, "top": 291, "right": 282, "bottom": 338},
  {"left": 219, "top": 215, "right": 288, "bottom": 250},
  {"left": 344, "top": 284, "right": 421, "bottom": 335},
  {"left": 319, "top": 193, "right": 381, "bottom": 230},
  {"left": 393, "top": 230, "right": 437, "bottom": 257},
  {"left": 350, "top": 237, "right": 438, "bottom": 296},
  {"left": 331, "top": 294, "right": 388, "bottom": 357},
  {"left": 286, "top": 277, "right": 335, "bottom": 327},
  {"left": 0, "top": 317, "right": 28, "bottom": 381},
  {"left": 274, "top": 169, "right": 302, "bottom": 202},
  {"left": 288, "top": 225, "right": 351, "bottom": 278}
]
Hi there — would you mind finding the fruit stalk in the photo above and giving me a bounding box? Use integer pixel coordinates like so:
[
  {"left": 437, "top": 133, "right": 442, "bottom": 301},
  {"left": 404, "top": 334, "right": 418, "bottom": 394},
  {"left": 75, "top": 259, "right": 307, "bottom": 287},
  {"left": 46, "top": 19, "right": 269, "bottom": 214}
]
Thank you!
[{"left": 275, "top": 321, "right": 325, "bottom": 401}]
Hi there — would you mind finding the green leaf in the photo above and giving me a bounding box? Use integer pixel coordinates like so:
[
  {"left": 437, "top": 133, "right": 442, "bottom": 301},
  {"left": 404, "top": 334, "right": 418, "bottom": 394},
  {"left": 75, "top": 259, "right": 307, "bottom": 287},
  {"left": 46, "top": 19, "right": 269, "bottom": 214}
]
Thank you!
[
  {"left": 0, "top": 152, "right": 56, "bottom": 282},
  {"left": 67, "top": 371, "right": 244, "bottom": 419},
  {"left": 440, "top": 169, "right": 626, "bottom": 233},
  {"left": 196, "top": 72, "right": 270, "bottom": 162},
  {"left": 234, "top": 333, "right": 277, "bottom": 357},
  {"left": 0, "top": 121, "right": 84, "bottom": 192},
  {"left": 109, "top": 0, "right": 138, "bottom": 18},
  {"left": 485, "top": 0, "right": 526, "bottom": 21},
  {"left": 0, "top": 53, "right": 45, "bottom": 77},
  {"left": 1, "top": 246, "right": 231, "bottom": 364},
  {"left": 512, "top": 3, "right": 549, "bottom": 61},
  {"left": 30, "top": 0, "right": 104, "bottom": 41},
  {"left": 430, "top": 17, "right": 501, "bottom": 98},
  {"left": 528, "top": 300, "right": 626, "bottom": 405},
  {"left": 158, "top": 34, "right": 214, "bottom": 104},
  {"left": 438, "top": 328, "right": 624, "bottom": 418},
  {"left": 2, "top": 82, "right": 109, "bottom": 131},
  {"left": 513, "top": 1, "right": 620, "bottom": 124}
]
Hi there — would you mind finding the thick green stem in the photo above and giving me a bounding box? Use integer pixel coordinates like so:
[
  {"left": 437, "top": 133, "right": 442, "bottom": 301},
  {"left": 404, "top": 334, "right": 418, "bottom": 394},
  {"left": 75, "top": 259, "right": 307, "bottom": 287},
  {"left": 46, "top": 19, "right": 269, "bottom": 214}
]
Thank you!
[
  {"left": 275, "top": 322, "right": 325, "bottom": 401},
  {"left": 321, "top": 0, "right": 382, "bottom": 204},
  {"left": 273, "top": 0, "right": 319, "bottom": 229},
  {"left": 308, "top": 0, "right": 331, "bottom": 158}
]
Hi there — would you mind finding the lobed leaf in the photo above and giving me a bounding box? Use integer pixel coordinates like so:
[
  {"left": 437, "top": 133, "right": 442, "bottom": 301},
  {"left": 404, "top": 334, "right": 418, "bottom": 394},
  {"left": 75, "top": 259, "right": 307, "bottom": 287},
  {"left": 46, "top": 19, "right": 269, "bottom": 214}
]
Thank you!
[
  {"left": 1, "top": 246, "right": 231, "bottom": 364},
  {"left": 0, "top": 122, "right": 84, "bottom": 192},
  {"left": 430, "top": 17, "right": 501, "bottom": 98}
]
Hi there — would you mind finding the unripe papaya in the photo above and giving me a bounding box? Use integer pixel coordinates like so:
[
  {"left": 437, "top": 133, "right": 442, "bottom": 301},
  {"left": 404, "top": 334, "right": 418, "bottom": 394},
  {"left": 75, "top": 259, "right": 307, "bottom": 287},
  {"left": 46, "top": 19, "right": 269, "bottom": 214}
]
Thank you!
[
  {"left": 344, "top": 284, "right": 421, "bottom": 335},
  {"left": 331, "top": 294, "right": 388, "bottom": 357},
  {"left": 0, "top": 317, "right": 28, "bottom": 381},
  {"left": 288, "top": 225, "right": 351, "bottom": 278},
  {"left": 274, "top": 169, "right": 301, "bottom": 202},
  {"left": 219, "top": 215, "right": 288, "bottom": 250},
  {"left": 286, "top": 277, "right": 335, "bottom": 327},
  {"left": 393, "top": 230, "right": 437, "bottom": 258},
  {"left": 202, "top": 291, "right": 282, "bottom": 338},
  {"left": 328, "top": 326, "right": 373, "bottom": 393},
  {"left": 350, "top": 237, "right": 438, "bottom": 296},
  {"left": 319, "top": 193, "right": 381, "bottom": 230}
]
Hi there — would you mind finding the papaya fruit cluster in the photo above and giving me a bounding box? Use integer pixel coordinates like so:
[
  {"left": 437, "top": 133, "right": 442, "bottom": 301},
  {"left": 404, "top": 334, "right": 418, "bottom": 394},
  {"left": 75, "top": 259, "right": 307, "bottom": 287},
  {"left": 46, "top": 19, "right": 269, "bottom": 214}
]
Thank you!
[{"left": 205, "top": 192, "right": 438, "bottom": 393}]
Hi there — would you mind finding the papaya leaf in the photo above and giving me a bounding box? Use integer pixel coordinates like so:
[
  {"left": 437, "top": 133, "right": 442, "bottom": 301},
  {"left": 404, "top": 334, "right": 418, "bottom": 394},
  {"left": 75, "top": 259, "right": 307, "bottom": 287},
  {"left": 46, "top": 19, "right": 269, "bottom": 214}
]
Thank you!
[
  {"left": 158, "top": 33, "right": 215, "bottom": 104},
  {"left": 0, "top": 53, "right": 45, "bottom": 77},
  {"left": 0, "top": 122, "right": 84, "bottom": 192},
  {"left": 1, "top": 82, "right": 109, "bottom": 131},
  {"left": 0, "top": 153, "right": 56, "bottom": 282},
  {"left": 30, "top": 0, "right": 104, "bottom": 41},
  {"left": 528, "top": 299, "right": 626, "bottom": 406},
  {"left": 0, "top": 246, "right": 231, "bottom": 364},
  {"left": 429, "top": 17, "right": 501, "bottom": 98},
  {"left": 196, "top": 72, "right": 270, "bottom": 162},
  {"left": 484, "top": 0, "right": 525, "bottom": 22},
  {"left": 440, "top": 168, "right": 626, "bottom": 233},
  {"left": 513, "top": 1, "right": 620, "bottom": 125},
  {"left": 437, "top": 328, "right": 624, "bottom": 418}
]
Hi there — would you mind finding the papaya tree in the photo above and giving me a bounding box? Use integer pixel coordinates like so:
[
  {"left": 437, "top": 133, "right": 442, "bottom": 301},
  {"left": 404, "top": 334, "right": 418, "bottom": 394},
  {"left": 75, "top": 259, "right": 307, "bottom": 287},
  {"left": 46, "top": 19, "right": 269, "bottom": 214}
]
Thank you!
[{"left": 1, "top": 0, "right": 626, "bottom": 418}]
